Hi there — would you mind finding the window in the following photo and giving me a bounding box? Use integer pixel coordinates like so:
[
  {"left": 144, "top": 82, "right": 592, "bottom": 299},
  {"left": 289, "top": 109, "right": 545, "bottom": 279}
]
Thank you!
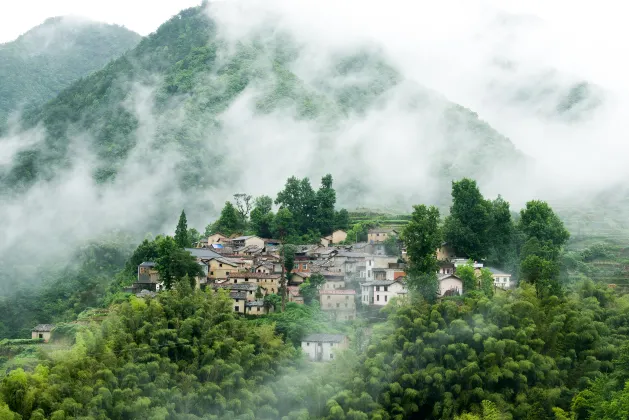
[
  {"left": 385, "top": 295, "right": 388, "bottom": 302},
  {"left": 376, "top": 286, "right": 380, "bottom": 292},
  {"left": 327, "top": 295, "right": 331, "bottom": 300},
  {"left": 330, "top": 353, "right": 334, "bottom": 359},
  {"left": 257, "top": 307, "right": 260, "bottom": 312},
  {"left": 303, "top": 263, "right": 308, "bottom": 270},
  {"left": 377, "top": 295, "right": 380, "bottom": 301},
  {"left": 336, "top": 303, "right": 340, "bottom": 308},
  {"left": 234, "top": 306, "right": 239, "bottom": 311},
  {"left": 234, "top": 279, "right": 238, "bottom": 283},
  {"left": 210, "top": 271, "right": 214, "bottom": 275},
  {"left": 344, "top": 303, "right": 348, "bottom": 308},
  {"left": 345, "top": 296, "right": 349, "bottom": 300},
  {"left": 219, "top": 263, "right": 223, "bottom": 267},
  {"left": 307, "top": 342, "right": 310, "bottom": 346},
  {"left": 38, "top": 333, "right": 43, "bottom": 339},
  {"left": 384, "top": 286, "right": 388, "bottom": 292}
]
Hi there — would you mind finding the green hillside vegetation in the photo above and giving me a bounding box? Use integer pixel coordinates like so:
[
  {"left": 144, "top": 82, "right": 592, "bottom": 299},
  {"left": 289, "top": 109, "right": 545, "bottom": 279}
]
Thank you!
[
  {"left": 1, "top": 5, "right": 525, "bottom": 203},
  {"left": 0, "top": 178, "right": 628, "bottom": 418},
  {"left": 0, "top": 17, "right": 141, "bottom": 123}
]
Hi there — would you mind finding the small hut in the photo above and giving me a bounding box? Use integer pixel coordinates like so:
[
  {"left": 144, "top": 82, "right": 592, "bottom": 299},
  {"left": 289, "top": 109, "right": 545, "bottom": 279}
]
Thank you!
[{"left": 31, "top": 324, "right": 55, "bottom": 342}]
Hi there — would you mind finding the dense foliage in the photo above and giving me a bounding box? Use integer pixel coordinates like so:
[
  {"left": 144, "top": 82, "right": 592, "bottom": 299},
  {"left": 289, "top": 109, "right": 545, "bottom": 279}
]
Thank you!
[{"left": 0, "top": 17, "right": 140, "bottom": 122}]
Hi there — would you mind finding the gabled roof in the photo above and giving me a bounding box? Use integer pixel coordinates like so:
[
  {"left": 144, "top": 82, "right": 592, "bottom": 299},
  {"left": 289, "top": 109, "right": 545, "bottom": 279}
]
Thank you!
[
  {"left": 320, "top": 289, "right": 356, "bottom": 295},
  {"left": 32, "top": 324, "right": 55, "bottom": 332},
  {"left": 229, "top": 291, "right": 247, "bottom": 300},
  {"left": 302, "top": 333, "right": 346, "bottom": 343},
  {"left": 212, "top": 283, "right": 258, "bottom": 291},
  {"left": 439, "top": 273, "right": 463, "bottom": 281},
  {"left": 230, "top": 272, "right": 281, "bottom": 279},
  {"left": 368, "top": 228, "right": 398, "bottom": 234},
  {"left": 487, "top": 267, "right": 511, "bottom": 276},
  {"left": 233, "top": 235, "right": 259, "bottom": 241},
  {"left": 139, "top": 261, "right": 156, "bottom": 267},
  {"left": 186, "top": 248, "right": 223, "bottom": 259}
]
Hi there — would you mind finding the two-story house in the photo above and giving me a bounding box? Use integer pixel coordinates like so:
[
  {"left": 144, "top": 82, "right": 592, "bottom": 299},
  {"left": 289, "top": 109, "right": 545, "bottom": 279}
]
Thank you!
[
  {"left": 360, "top": 278, "right": 407, "bottom": 306},
  {"left": 320, "top": 289, "right": 356, "bottom": 321},
  {"left": 301, "top": 334, "right": 349, "bottom": 361},
  {"left": 367, "top": 228, "right": 398, "bottom": 244},
  {"left": 227, "top": 272, "right": 281, "bottom": 295},
  {"left": 320, "top": 230, "right": 348, "bottom": 247},
  {"left": 488, "top": 267, "right": 512, "bottom": 289}
]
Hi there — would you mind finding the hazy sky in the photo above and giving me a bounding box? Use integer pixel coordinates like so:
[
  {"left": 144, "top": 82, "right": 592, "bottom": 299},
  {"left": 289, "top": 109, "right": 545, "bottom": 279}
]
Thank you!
[{"left": 0, "top": 0, "right": 201, "bottom": 42}]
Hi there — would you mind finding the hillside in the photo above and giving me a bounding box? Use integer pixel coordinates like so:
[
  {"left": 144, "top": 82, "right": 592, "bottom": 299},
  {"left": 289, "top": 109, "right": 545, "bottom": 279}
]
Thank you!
[
  {"left": 1, "top": 5, "right": 526, "bottom": 210},
  {"left": 0, "top": 16, "right": 141, "bottom": 122}
]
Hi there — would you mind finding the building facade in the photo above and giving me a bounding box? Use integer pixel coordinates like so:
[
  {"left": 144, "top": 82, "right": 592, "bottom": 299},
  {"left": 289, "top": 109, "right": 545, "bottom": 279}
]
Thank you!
[
  {"left": 320, "top": 289, "right": 356, "bottom": 321},
  {"left": 301, "top": 334, "right": 349, "bottom": 361}
]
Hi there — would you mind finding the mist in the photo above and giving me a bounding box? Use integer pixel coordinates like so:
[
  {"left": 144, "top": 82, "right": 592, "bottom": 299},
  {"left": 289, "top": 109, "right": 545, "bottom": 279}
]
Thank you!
[{"left": 0, "top": 0, "right": 627, "bottom": 291}]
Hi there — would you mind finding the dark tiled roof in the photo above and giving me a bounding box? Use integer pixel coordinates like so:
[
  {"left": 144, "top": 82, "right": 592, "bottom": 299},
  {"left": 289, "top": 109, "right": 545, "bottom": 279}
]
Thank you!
[
  {"left": 139, "top": 262, "right": 156, "bottom": 267},
  {"left": 229, "top": 291, "right": 247, "bottom": 300},
  {"left": 302, "top": 333, "right": 346, "bottom": 343},
  {"left": 319, "top": 289, "right": 356, "bottom": 295},
  {"left": 361, "top": 280, "right": 396, "bottom": 286},
  {"left": 212, "top": 283, "right": 258, "bottom": 291},
  {"left": 487, "top": 267, "right": 511, "bottom": 275},
  {"left": 185, "top": 248, "right": 223, "bottom": 259},
  {"left": 246, "top": 300, "right": 265, "bottom": 307},
  {"left": 230, "top": 273, "right": 280, "bottom": 279},
  {"left": 32, "top": 324, "right": 55, "bottom": 332}
]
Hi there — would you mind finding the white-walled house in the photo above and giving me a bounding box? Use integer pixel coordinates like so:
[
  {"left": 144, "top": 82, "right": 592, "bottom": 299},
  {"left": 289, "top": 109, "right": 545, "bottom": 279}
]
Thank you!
[
  {"left": 488, "top": 267, "right": 512, "bottom": 289},
  {"left": 439, "top": 274, "right": 463, "bottom": 297},
  {"left": 301, "top": 334, "right": 349, "bottom": 362},
  {"left": 360, "top": 279, "right": 407, "bottom": 306}
]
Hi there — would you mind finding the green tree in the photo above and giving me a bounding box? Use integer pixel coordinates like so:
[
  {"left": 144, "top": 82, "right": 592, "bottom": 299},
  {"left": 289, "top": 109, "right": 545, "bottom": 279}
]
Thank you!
[
  {"left": 299, "top": 273, "right": 326, "bottom": 304},
  {"left": 211, "top": 201, "right": 242, "bottom": 236},
  {"left": 280, "top": 245, "right": 296, "bottom": 312},
  {"left": 233, "top": 193, "right": 253, "bottom": 225},
  {"left": 273, "top": 208, "right": 297, "bottom": 240},
  {"left": 276, "top": 176, "right": 317, "bottom": 235},
  {"left": 383, "top": 235, "right": 400, "bottom": 257},
  {"left": 402, "top": 205, "right": 442, "bottom": 301},
  {"left": 456, "top": 262, "right": 477, "bottom": 293},
  {"left": 443, "top": 178, "right": 492, "bottom": 261},
  {"left": 487, "top": 195, "right": 515, "bottom": 267},
  {"left": 155, "top": 237, "right": 204, "bottom": 289},
  {"left": 250, "top": 195, "right": 275, "bottom": 238},
  {"left": 402, "top": 205, "right": 442, "bottom": 274},
  {"left": 479, "top": 268, "right": 495, "bottom": 297},
  {"left": 315, "top": 174, "right": 336, "bottom": 235},
  {"left": 174, "top": 210, "right": 190, "bottom": 248},
  {"left": 334, "top": 209, "right": 350, "bottom": 231},
  {"left": 187, "top": 227, "right": 201, "bottom": 245},
  {"left": 518, "top": 200, "right": 570, "bottom": 248}
]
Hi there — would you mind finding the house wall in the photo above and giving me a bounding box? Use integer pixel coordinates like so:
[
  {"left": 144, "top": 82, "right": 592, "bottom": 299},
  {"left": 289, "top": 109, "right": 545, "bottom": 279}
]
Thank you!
[
  {"left": 439, "top": 278, "right": 463, "bottom": 296},
  {"left": 365, "top": 282, "right": 407, "bottom": 306},
  {"left": 320, "top": 294, "right": 356, "bottom": 320},
  {"left": 208, "top": 260, "right": 240, "bottom": 280},
  {"left": 320, "top": 237, "right": 331, "bottom": 247},
  {"left": 245, "top": 305, "right": 271, "bottom": 315},
  {"left": 373, "top": 256, "right": 398, "bottom": 268},
  {"left": 244, "top": 237, "right": 265, "bottom": 249},
  {"left": 493, "top": 274, "right": 512, "bottom": 289},
  {"left": 322, "top": 280, "right": 346, "bottom": 290},
  {"left": 301, "top": 338, "right": 348, "bottom": 361},
  {"left": 436, "top": 245, "right": 456, "bottom": 261},
  {"left": 229, "top": 276, "right": 280, "bottom": 295},
  {"left": 368, "top": 232, "right": 391, "bottom": 243},
  {"left": 32, "top": 331, "right": 52, "bottom": 342},
  {"left": 208, "top": 234, "right": 227, "bottom": 244},
  {"left": 331, "top": 230, "right": 347, "bottom": 244},
  {"left": 232, "top": 298, "right": 246, "bottom": 314}
]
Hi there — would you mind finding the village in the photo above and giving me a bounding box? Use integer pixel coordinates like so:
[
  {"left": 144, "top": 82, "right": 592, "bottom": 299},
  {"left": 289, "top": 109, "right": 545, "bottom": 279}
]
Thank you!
[{"left": 67, "top": 227, "right": 515, "bottom": 362}]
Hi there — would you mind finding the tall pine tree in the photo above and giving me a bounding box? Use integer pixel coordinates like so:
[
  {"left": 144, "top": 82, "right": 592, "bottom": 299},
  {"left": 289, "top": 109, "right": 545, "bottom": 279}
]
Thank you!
[{"left": 174, "top": 210, "right": 190, "bottom": 248}]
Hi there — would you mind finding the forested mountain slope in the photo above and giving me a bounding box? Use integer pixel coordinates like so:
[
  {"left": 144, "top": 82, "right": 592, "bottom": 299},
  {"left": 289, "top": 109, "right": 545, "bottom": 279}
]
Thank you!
[
  {"left": 0, "top": 17, "right": 141, "bottom": 122},
  {"left": 1, "top": 5, "right": 526, "bottom": 209}
]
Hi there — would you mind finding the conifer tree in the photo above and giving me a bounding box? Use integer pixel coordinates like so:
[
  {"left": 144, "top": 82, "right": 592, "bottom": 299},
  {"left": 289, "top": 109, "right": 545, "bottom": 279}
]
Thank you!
[{"left": 174, "top": 210, "right": 190, "bottom": 248}]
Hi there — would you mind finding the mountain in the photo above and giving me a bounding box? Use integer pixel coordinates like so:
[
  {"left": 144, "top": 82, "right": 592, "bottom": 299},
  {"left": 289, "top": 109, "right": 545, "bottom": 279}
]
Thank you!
[
  {"left": 1, "top": 6, "right": 525, "bottom": 205},
  {"left": 0, "top": 16, "right": 141, "bottom": 122}
]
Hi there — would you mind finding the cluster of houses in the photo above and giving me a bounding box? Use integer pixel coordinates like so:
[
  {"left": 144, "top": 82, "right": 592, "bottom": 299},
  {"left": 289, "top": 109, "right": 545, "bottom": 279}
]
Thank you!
[{"left": 127, "top": 229, "right": 512, "bottom": 324}]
